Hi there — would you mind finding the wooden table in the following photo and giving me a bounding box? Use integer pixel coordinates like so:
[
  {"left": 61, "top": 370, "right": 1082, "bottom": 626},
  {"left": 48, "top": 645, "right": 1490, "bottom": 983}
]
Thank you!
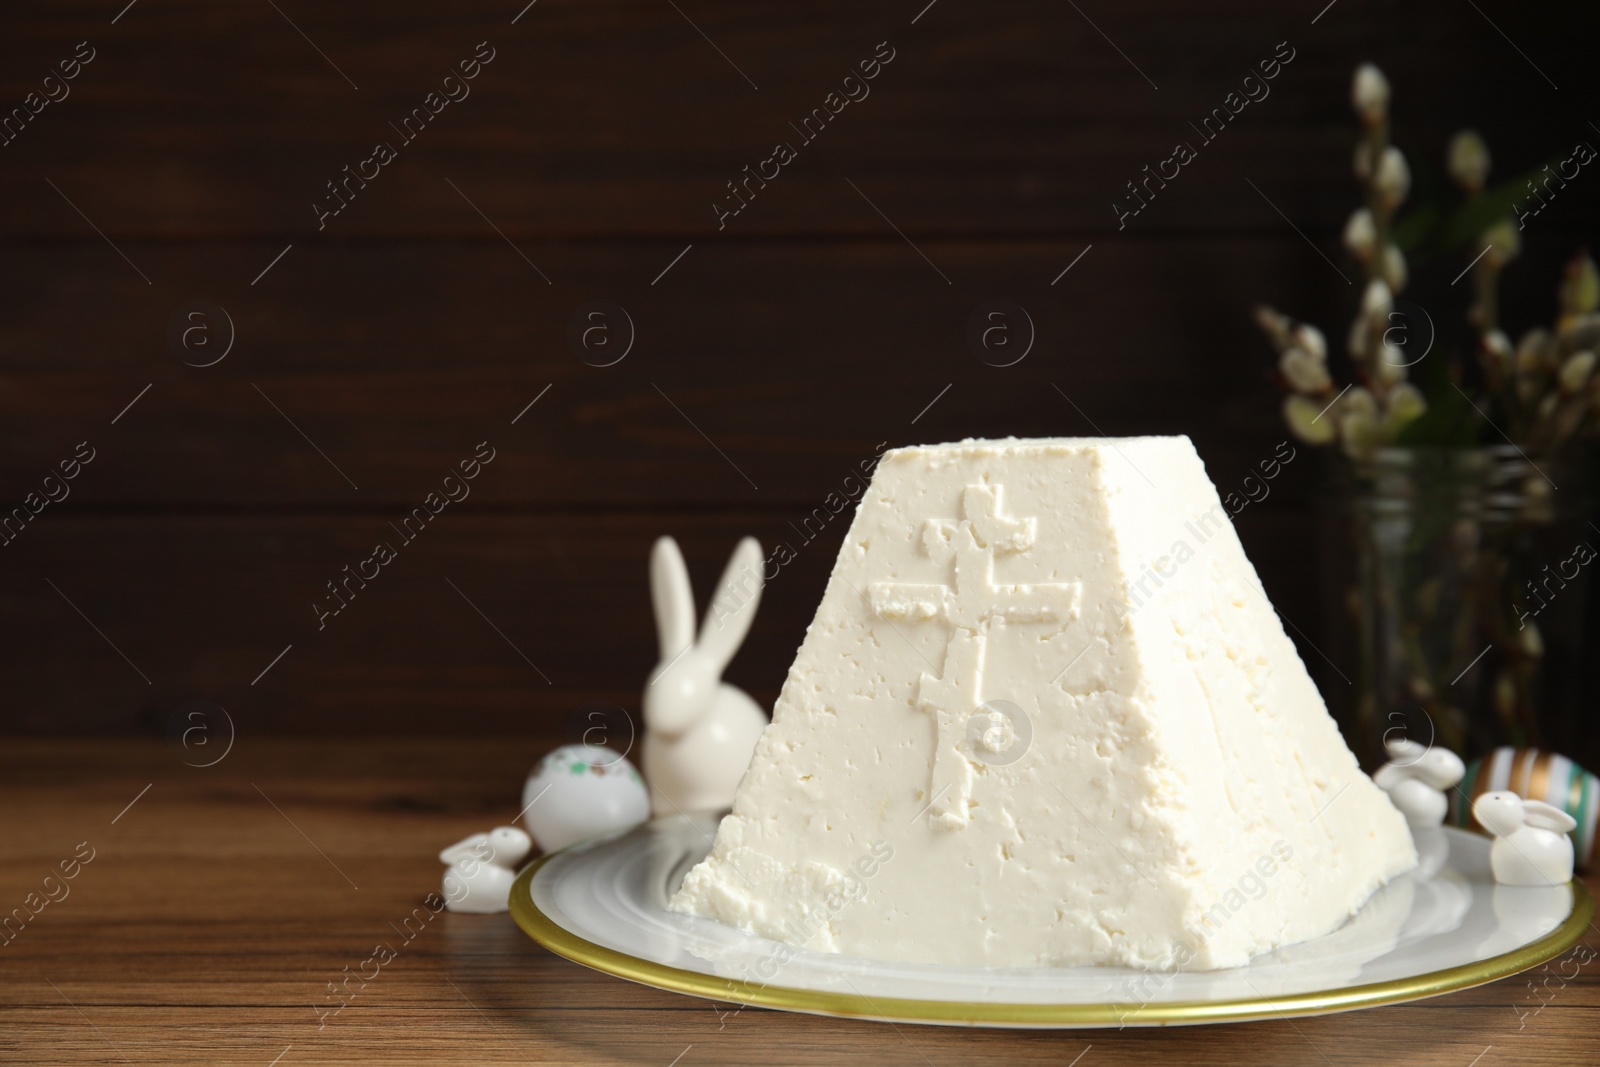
[{"left": 4, "top": 740, "right": 1596, "bottom": 1065}]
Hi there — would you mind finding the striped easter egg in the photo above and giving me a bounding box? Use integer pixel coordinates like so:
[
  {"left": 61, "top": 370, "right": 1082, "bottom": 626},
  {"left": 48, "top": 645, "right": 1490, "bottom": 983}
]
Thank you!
[{"left": 1452, "top": 747, "right": 1597, "bottom": 870}]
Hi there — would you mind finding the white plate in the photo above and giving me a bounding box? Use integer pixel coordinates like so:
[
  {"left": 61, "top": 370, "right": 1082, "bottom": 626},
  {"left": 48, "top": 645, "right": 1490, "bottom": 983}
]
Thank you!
[{"left": 510, "top": 817, "right": 1591, "bottom": 1028}]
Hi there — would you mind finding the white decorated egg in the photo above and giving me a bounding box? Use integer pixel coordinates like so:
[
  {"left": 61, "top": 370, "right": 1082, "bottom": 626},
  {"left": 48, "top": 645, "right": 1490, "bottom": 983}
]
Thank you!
[{"left": 522, "top": 744, "right": 650, "bottom": 853}]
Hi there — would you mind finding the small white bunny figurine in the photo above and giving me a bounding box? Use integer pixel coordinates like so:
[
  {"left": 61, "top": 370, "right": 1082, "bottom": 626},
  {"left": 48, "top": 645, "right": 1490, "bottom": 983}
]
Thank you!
[
  {"left": 439, "top": 826, "right": 532, "bottom": 913},
  {"left": 641, "top": 536, "right": 768, "bottom": 816},
  {"left": 1373, "top": 737, "right": 1465, "bottom": 829},
  {"left": 1473, "top": 790, "right": 1578, "bottom": 886}
]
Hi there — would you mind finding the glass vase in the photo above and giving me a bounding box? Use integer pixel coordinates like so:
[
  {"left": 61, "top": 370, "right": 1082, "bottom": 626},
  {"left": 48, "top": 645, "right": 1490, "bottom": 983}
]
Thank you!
[{"left": 1343, "top": 446, "right": 1594, "bottom": 765}]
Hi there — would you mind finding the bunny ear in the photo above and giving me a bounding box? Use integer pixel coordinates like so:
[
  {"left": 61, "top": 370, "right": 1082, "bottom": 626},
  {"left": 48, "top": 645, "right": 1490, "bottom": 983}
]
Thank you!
[
  {"left": 490, "top": 827, "right": 533, "bottom": 861},
  {"left": 439, "top": 832, "right": 489, "bottom": 865},
  {"left": 1522, "top": 800, "right": 1578, "bottom": 834},
  {"left": 650, "top": 537, "right": 696, "bottom": 661},
  {"left": 1384, "top": 737, "right": 1425, "bottom": 762},
  {"left": 1417, "top": 750, "right": 1465, "bottom": 788},
  {"left": 697, "top": 537, "right": 764, "bottom": 672}
]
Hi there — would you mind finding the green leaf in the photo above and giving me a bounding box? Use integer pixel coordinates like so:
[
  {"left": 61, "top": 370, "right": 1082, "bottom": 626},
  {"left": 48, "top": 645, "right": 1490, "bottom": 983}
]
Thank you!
[
  {"left": 1389, "top": 134, "right": 1451, "bottom": 255},
  {"left": 1393, "top": 394, "right": 1480, "bottom": 446},
  {"left": 1438, "top": 161, "right": 1561, "bottom": 251},
  {"left": 1394, "top": 352, "right": 1483, "bottom": 447},
  {"left": 1391, "top": 203, "right": 1441, "bottom": 254}
]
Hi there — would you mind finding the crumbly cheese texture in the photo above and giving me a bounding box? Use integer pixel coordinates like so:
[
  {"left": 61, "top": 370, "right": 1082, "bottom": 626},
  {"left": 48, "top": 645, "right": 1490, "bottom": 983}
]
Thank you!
[{"left": 670, "top": 437, "right": 1416, "bottom": 970}]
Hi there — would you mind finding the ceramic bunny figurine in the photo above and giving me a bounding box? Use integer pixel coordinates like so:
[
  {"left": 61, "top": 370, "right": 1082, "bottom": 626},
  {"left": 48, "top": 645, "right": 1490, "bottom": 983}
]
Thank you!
[
  {"left": 642, "top": 536, "right": 768, "bottom": 816},
  {"left": 1373, "top": 737, "right": 1465, "bottom": 829},
  {"left": 1472, "top": 790, "right": 1578, "bottom": 887},
  {"left": 439, "top": 826, "right": 533, "bottom": 913}
]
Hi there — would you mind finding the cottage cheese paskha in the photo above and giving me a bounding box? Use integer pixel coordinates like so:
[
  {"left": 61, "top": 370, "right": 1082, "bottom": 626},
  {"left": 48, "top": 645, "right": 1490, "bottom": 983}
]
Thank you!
[{"left": 671, "top": 437, "right": 1416, "bottom": 970}]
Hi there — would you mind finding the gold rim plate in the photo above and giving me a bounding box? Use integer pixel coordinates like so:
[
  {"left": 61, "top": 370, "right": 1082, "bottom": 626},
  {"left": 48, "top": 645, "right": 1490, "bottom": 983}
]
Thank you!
[{"left": 509, "top": 844, "right": 1592, "bottom": 1028}]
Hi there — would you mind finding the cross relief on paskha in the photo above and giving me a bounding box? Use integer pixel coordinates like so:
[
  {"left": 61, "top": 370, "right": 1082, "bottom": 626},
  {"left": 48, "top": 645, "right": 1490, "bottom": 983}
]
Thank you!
[{"left": 868, "top": 483, "right": 1080, "bottom": 830}]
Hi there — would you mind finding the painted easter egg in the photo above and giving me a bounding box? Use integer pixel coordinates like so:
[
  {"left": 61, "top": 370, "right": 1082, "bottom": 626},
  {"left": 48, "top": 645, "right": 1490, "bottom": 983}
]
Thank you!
[
  {"left": 1452, "top": 747, "right": 1597, "bottom": 869},
  {"left": 522, "top": 744, "right": 650, "bottom": 853}
]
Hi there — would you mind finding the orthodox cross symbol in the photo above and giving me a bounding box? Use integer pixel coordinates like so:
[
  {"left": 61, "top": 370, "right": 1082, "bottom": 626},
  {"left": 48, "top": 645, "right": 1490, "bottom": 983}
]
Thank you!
[{"left": 868, "top": 484, "right": 1080, "bottom": 829}]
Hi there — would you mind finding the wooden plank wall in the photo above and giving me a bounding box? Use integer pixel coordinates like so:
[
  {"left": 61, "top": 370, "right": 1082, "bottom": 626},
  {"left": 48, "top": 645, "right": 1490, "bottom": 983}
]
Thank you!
[{"left": 1, "top": 0, "right": 1595, "bottom": 736}]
